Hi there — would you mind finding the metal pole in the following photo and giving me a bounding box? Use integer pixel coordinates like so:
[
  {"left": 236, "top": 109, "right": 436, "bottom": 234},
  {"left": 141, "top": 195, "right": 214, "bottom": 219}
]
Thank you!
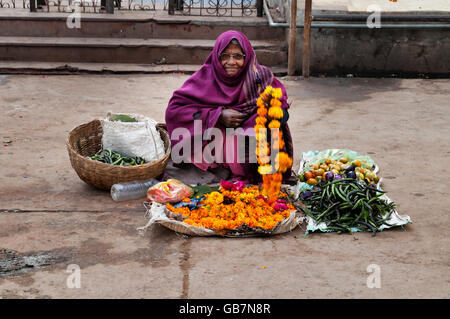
[
  {"left": 257, "top": 0, "right": 263, "bottom": 17},
  {"left": 168, "top": 0, "right": 175, "bottom": 15},
  {"left": 106, "top": 0, "right": 114, "bottom": 13},
  {"left": 302, "top": 0, "right": 312, "bottom": 78},
  {"left": 177, "top": 0, "right": 184, "bottom": 11},
  {"left": 288, "top": 0, "right": 297, "bottom": 76},
  {"left": 30, "top": 0, "right": 36, "bottom": 12}
]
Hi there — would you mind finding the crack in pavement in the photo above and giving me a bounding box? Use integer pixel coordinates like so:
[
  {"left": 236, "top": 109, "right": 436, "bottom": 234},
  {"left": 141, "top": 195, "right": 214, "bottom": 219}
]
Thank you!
[{"left": 179, "top": 239, "right": 192, "bottom": 299}]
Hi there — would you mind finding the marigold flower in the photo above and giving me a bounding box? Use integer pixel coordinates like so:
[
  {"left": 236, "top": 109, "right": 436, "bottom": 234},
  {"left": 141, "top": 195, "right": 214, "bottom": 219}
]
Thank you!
[
  {"left": 275, "top": 152, "right": 293, "bottom": 173},
  {"left": 268, "top": 106, "right": 284, "bottom": 120},
  {"left": 272, "top": 139, "right": 285, "bottom": 151},
  {"left": 254, "top": 124, "right": 265, "bottom": 131},
  {"left": 272, "top": 88, "right": 283, "bottom": 99},
  {"left": 255, "top": 130, "right": 267, "bottom": 141},
  {"left": 264, "top": 86, "right": 273, "bottom": 95},
  {"left": 268, "top": 192, "right": 280, "bottom": 205},
  {"left": 261, "top": 92, "right": 270, "bottom": 101},
  {"left": 255, "top": 116, "right": 267, "bottom": 125},
  {"left": 270, "top": 99, "right": 282, "bottom": 108},
  {"left": 206, "top": 191, "right": 224, "bottom": 205},
  {"left": 256, "top": 139, "right": 269, "bottom": 147},
  {"left": 255, "top": 141, "right": 269, "bottom": 154},
  {"left": 257, "top": 155, "right": 271, "bottom": 165},
  {"left": 268, "top": 120, "right": 280, "bottom": 129},
  {"left": 256, "top": 97, "right": 265, "bottom": 108},
  {"left": 256, "top": 147, "right": 269, "bottom": 158},
  {"left": 275, "top": 131, "right": 283, "bottom": 141},
  {"left": 258, "top": 165, "right": 273, "bottom": 175},
  {"left": 257, "top": 107, "right": 267, "bottom": 117},
  {"left": 271, "top": 172, "right": 283, "bottom": 185}
]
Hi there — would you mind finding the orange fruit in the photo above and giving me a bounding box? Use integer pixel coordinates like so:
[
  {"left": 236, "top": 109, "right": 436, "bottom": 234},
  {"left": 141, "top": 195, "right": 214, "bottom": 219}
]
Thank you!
[
  {"left": 339, "top": 157, "right": 348, "bottom": 164},
  {"left": 315, "top": 168, "right": 325, "bottom": 177},
  {"left": 306, "top": 178, "right": 318, "bottom": 186},
  {"left": 352, "top": 160, "right": 362, "bottom": 167},
  {"left": 304, "top": 171, "right": 314, "bottom": 180}
]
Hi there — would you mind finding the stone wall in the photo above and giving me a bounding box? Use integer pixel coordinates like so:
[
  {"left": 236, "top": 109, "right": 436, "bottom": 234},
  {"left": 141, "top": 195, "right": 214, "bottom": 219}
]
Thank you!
[
  {"left": 294, "top": 27, "right": 450, "bottom": 76},
  {"left": 267, "top": 0, "right": 450, "bottom": 75}
]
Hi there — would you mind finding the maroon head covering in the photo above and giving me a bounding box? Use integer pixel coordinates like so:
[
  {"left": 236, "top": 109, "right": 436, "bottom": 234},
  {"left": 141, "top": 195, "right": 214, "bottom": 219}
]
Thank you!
[{"left": 165, "top": 30, "right": 293, "bottom": 181}]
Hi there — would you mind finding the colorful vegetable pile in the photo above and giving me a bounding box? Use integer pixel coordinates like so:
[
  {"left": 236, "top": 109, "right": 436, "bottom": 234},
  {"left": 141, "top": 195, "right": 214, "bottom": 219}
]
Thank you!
[
  {"left": 90, "top": 149, "right": 146, "bottom": 166},
  {"left": 300, "top": 178, "right": 396, "bottom": 236},
  {"left": 299, "top": 157, "right": 379, "bottom": 186}
]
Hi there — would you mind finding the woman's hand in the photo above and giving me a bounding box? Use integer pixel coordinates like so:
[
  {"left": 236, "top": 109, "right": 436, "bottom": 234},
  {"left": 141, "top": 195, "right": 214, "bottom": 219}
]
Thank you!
[{"left": 219, "top": 109, "right": 247, "bottom": 128}]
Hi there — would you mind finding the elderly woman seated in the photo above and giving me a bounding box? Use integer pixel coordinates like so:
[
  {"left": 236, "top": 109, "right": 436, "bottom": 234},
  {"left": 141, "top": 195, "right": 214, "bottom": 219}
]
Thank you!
[{"left": 165, "top": 30, "right": 293, "bottom": 184}]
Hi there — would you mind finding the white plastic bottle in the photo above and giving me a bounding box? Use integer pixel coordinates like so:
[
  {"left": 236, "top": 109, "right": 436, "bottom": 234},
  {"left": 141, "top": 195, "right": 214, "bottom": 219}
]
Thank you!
[{"left": 110, "top": 179, "right": 159, "bottom": 202}]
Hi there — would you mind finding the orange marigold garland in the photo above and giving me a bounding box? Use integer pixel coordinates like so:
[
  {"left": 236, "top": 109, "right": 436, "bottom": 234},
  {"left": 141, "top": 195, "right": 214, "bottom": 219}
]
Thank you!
[{"left": 255, "top": 86, "right": 293, "bottom": 203}]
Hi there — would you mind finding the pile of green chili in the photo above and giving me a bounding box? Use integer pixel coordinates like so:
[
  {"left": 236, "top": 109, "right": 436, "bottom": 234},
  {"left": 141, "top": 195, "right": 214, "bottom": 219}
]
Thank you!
[
  {"left": 300, "top": 178, "right": 396, "bottom": 236},
  {"left": 90, "top": 149, "right": 146, "bottom": 166}
]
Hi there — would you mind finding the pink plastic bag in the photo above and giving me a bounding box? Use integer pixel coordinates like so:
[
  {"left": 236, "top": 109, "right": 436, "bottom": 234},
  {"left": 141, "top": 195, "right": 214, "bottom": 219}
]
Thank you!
[{"left": 146, "top": 179, "right": 194, "bottom": 203}]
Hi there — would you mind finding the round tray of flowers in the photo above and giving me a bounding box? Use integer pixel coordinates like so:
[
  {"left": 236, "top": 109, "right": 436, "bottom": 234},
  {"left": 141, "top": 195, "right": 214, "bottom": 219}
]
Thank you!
[{"left": 162, "top": 181, "right": 299, "bottom": 237}]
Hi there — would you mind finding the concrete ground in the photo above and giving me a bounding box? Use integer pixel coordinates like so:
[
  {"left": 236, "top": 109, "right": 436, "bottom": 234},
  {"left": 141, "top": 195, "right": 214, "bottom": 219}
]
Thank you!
[{"left": 0, "top": 74, "right": 449, "bottom": 299}]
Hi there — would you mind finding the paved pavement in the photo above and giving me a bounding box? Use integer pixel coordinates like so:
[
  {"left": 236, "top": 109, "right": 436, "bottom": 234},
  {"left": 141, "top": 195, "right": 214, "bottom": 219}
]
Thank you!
[{"left": 0, "top": 74, "right": 449, "bottom": 299}]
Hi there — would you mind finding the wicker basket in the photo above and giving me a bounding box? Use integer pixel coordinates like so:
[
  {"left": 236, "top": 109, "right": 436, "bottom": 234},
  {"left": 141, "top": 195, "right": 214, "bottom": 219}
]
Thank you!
[{"left": 66, "top": 119, "right": 171, "bottom": 190}]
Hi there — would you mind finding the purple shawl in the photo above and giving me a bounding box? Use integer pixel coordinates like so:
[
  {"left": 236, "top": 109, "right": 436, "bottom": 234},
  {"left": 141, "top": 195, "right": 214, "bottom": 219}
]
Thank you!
[{"left": 165, "top": 30, "right": 293, "bottom": 180}]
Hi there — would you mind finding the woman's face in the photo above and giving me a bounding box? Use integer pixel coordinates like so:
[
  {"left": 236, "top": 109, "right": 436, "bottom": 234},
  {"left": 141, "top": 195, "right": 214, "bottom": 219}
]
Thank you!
[{"left": 220, "top": 43, "right": 245, "bottom": 76}]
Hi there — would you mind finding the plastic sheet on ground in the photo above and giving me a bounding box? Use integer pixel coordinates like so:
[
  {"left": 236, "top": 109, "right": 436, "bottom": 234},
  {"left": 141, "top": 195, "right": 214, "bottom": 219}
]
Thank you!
[{"left": 295, "top": 149, "right": 412, "bottom": 235}]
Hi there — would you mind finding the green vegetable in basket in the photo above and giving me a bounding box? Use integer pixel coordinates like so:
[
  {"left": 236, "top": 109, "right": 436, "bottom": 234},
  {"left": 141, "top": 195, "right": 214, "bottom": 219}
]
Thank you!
[
  {"left": 110, "top": 114, "right": 137, "bottom": 122},
  {"left": 90, "top": 149, "right": 146, "bottom": 166}
]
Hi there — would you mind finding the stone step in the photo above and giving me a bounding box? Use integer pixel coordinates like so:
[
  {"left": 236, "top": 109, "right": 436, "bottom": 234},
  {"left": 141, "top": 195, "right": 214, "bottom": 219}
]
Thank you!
[
  {"left": 0, "top": 36, "right": 287, "bottom": 66},
  {"left": 0, "top": 61, "right": 288, "bottom": 76},
  {"left": 0, "top": 10, "right": 286, "bottom": 40}
]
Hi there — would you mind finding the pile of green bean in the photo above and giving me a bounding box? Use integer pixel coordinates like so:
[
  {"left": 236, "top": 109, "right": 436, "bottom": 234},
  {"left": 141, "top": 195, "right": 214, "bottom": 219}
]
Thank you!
[
  {"left": 300, "top": 178, "right": 396, "bottom": 236},
  {"left": 90, "top": 149, "right": 146, "bottom": 166}
]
